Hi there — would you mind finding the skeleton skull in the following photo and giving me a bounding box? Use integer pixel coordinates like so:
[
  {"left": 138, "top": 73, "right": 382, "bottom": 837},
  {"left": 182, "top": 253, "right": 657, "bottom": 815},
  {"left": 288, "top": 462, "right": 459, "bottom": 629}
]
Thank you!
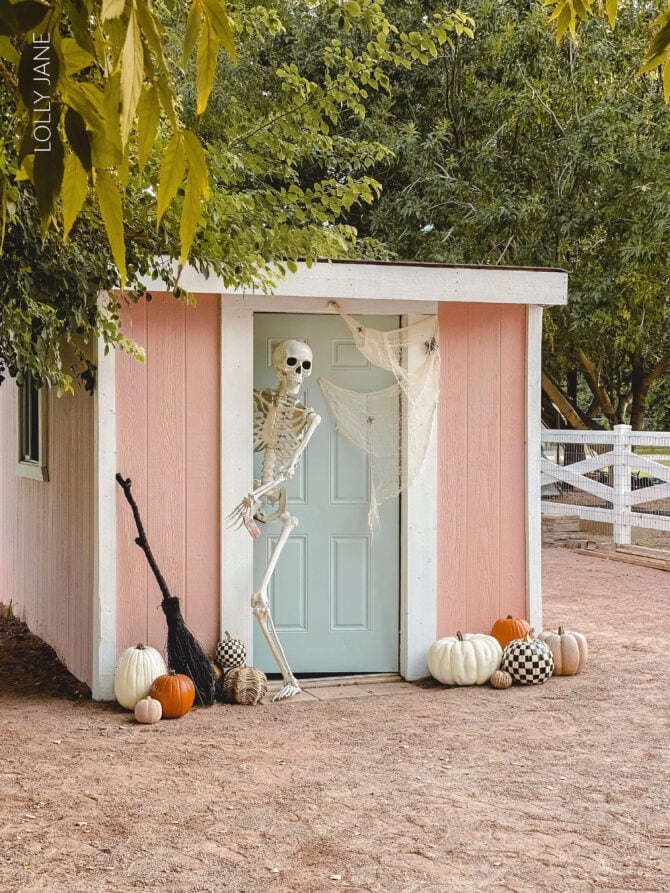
[{"left": 272, "top": 340, "right": 313, "bottom": 395}]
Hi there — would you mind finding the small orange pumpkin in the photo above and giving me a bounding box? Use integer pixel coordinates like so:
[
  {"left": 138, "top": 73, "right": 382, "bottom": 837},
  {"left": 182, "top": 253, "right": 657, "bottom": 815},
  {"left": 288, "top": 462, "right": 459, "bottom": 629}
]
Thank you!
[
  {"left": 490, "top": 615, "right": 531, "bottom": 649},
  {"left": 149, "top": 671, "right": 195, "bottom": 719}
]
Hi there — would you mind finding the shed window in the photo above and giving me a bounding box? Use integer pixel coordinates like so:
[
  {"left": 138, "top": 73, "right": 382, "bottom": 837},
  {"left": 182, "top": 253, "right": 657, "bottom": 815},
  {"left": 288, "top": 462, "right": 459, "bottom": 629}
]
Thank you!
[{"left": 17, "top": 373, "right": 48, "bottom": 481}]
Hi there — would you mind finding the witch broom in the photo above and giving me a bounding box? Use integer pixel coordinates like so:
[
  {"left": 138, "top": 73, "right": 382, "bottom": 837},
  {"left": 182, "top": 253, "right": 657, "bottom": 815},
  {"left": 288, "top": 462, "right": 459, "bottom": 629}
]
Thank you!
[{"left": 116, "top": 473, "right": 216, "bottom": 706}]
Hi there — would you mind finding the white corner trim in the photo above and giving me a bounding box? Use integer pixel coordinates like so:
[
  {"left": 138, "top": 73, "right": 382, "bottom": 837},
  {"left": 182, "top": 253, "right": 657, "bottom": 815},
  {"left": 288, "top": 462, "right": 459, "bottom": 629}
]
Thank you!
[
  {"left": 526, "top": 305, "right": 543, "bottom": 631},
  {"left": 92, "top": 331, "right": 117, "bottom": 700},
  {"left": 220, "top": 301, "right": 255, "bottom": 660}
]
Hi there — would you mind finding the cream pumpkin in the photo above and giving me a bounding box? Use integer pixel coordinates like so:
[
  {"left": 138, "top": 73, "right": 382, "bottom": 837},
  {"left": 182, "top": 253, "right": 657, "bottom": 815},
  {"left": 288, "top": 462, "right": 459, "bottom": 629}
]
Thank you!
[
  {"left": 134, "top": 696, "right": 162, "bottom": 724},
  {"left": 114, "top": 644, "right": 168, "bottom": 710},
  {"left": 428, "top": 632, "right": 502, "bottom": 686},
  {"left": 537, "top": 626, "right": 588, "bottom": 675}
]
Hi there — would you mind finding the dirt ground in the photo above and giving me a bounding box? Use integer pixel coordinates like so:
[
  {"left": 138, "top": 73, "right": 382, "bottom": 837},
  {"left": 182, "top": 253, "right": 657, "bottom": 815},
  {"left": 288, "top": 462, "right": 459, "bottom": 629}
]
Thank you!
[{"left": 1, "top": 548, "right": 669, "bottom": 893}]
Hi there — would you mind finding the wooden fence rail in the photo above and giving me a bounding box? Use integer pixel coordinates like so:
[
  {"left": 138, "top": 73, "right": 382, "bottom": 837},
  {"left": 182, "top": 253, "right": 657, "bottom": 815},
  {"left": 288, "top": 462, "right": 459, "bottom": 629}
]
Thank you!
[{"left": 541, "top": 424, "right": 670, "bottom": 544}]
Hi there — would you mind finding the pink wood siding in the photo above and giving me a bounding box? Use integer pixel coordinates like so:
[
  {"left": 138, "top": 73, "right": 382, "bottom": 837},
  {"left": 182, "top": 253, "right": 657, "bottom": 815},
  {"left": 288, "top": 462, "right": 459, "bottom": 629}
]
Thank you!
[
  {"left": 437, "top": 303, "right": 527, "bottom": 636},
  {"left": 115, "top": 293, "right": 220, "bottom": 659},
  {"left": 0, "top": 381, "right": 94, "bottom": 685}
]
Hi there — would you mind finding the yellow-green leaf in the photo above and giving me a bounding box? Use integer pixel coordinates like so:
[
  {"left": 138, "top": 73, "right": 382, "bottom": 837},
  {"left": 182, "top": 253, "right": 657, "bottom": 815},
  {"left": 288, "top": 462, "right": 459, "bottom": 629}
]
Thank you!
[
  {"left": 605, "top": 0, "right": 618, "bottom": 28},
  {"left": 196, "top": 19, "right": 218, "bottom": 117},
  {"left": 62, "top": 151, "right": 88, "bottom": 239},
  {"left": 101, "top": 0, "right": 127, "bottom": 21},
  {"left": 179, "top": 172, "right": 204, "bottom": 264},
  {"left": 136, "top": 84, "right": 160, "bottom": 171},
  {"left": 200, "top": 0, "right": 236, "bottom": 62},
  {"left": 183, "top": 1, "right": 202, "bottom": 64},
  {"left": 118, "top": 8, "right": 144, "bottom": 147},
  {"left": 0, "top": 35, "right": 19, "bottom": 65},
  {"left": 663, "top": 58, "right": 670, "bottom": 102},
  {"left": 157, "top": 131, "right": 186, "bottom": 224},
  {"left": 183, "top": 130, "right": 209, "bottom": 199},
  {"left": 60, "top": 37, "right": 95, "bottom": 76},
  {"left": 100, "top": 0, "right": 126, "bottom": 22},
  {"left": 96, "top": 169, "right": 127, "bottom": 284}
]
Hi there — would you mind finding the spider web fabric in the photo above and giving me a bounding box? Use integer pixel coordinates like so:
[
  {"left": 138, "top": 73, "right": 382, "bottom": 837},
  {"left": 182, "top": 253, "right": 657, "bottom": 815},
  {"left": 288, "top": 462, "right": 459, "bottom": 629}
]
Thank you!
[{"left": 318, "top": 309, "right": 440, "bottom": 532}]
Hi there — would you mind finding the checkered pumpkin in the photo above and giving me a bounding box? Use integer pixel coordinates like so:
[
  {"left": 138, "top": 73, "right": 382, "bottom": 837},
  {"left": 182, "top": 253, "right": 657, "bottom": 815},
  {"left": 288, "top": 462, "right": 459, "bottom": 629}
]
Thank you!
[
  {"left": 215, "top": 631, "right": 247, "bottom": 671},
  {"left": 501, "top": 629, "right": 554, "bottom": 685}
]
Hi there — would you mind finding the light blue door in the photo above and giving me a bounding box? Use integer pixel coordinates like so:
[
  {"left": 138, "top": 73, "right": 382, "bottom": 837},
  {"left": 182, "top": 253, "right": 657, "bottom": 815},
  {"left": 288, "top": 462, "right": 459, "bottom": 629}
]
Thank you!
[{"left": 252, "top": 313, "right": 400, "bottom": 674}]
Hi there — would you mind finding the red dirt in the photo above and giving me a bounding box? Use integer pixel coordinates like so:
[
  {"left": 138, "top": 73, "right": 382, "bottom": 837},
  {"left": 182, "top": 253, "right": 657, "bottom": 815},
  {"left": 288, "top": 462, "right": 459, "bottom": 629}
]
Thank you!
[{"left": 1, "top": 547, "right": 669, "bottom": 892}]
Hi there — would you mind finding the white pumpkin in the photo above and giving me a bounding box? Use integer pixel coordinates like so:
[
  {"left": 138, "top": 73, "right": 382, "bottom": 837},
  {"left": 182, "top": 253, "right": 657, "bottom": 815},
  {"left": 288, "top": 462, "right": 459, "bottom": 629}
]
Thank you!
[
  {"left": 428, "top": 631, "right": 503, "bottom": 686},
  {"left": 114, "top": 644, "right": 168, "bottom": 710}
]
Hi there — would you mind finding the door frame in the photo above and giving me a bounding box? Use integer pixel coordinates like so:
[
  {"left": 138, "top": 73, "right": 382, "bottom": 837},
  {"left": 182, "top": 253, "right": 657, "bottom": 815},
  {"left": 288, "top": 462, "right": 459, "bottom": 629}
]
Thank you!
[{"left": 220, "top": 295, "right": 438, "bottom": 681}]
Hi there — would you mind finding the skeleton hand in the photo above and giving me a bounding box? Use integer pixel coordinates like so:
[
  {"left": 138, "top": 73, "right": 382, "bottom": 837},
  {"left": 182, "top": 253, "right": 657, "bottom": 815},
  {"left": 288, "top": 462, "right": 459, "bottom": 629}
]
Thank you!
[
  {"left": 227, "top": 494, "right": 262, "bottom": 538},
  {"left": 278, "top": 462, "right": 297, "bottom": 480}
]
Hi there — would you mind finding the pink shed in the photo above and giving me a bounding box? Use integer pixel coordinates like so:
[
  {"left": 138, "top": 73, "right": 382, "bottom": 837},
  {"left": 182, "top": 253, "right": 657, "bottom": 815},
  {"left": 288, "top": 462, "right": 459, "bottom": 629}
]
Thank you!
[{"left": 0, "top": 261, "right": 566, "bottom": 697}]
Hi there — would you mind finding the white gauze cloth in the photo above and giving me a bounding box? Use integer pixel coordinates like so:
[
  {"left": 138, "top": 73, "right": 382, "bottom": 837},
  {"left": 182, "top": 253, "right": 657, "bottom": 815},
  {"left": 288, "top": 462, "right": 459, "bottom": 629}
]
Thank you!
[{"left": 318, "top": 306, "right": 440, "bottom": 532}]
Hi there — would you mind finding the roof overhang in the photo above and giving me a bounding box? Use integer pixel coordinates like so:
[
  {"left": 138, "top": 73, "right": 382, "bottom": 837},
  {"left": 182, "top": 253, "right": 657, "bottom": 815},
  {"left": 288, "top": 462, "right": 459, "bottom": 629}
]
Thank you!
[{"left": 141, "top": 259, "right": 568, "bottom": 307}]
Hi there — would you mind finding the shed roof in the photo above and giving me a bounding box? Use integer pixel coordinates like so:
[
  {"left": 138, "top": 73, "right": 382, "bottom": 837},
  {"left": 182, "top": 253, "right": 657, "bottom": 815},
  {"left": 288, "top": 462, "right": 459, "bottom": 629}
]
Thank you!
[{"left": 144, "top": 259, "right": 568, "bottom": 307}]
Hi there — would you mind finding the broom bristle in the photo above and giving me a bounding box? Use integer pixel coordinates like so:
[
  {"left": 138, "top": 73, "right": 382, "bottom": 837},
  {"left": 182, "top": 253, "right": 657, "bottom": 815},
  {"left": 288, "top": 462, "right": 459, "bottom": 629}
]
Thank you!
[{"left": 162, "top": 596, "right": 216, "bottom": 706}]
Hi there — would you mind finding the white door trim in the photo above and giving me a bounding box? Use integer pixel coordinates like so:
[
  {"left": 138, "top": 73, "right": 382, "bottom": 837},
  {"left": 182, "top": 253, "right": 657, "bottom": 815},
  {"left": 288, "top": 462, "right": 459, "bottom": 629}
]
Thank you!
[
  {"left": 220, "top": 296, "right": 438, "bottom": 680},
  {"left": 526, "top": 305, "right": 543, "bottom": 630}
]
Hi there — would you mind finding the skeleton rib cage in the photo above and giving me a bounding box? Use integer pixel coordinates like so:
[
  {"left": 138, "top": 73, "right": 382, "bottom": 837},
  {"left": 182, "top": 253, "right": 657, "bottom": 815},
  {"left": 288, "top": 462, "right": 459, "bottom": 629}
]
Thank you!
[{"left": 253, "top": 388, "right": 313, "bottom": 484}]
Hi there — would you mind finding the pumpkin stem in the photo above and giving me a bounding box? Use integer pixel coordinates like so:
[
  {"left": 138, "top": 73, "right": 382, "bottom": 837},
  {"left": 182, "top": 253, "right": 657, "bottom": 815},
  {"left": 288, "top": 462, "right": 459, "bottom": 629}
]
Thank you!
[
  {"left": 225, "top": 631, "right": 232, "bottom": 640},
  {"left": 526, "top": 628, "right": 535, "bottom": 641},
  {"left": 456, "top": 631, "right": 464, "bottom": 641},
  {"left": 136, "top": 643, "right": 145, "bottom": 650},
  {"left": 558, "top": 626, "right": 565, "bottom": 635},
  {"left": 506, "top": 615, "right": 513, "bottom": 619}
]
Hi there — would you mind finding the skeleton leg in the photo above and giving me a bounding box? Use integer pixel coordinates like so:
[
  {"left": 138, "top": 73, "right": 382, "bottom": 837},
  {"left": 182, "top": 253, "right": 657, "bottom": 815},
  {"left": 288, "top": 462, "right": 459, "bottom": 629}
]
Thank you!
[{"left": 251, "top": 509, "right": 301, "bottom": 700}]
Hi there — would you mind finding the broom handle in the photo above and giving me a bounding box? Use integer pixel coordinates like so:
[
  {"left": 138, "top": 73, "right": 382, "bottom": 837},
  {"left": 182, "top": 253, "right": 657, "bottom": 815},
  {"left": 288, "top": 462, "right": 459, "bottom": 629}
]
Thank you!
[{"left": 115, "top": 473, "right": 173, "bottom": 605}]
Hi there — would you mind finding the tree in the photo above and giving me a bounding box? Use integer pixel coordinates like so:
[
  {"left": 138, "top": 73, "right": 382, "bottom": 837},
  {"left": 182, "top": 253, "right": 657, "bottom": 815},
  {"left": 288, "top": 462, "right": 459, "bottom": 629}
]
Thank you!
[
  {"left": 0, "top": 0, "right": 473, "bottom": 393},
  {"left": 340, "top": 0, "right": 670, "bottom": 430},
  {"left": 545, "top": 0, "right": 670, "bottom": 99},
  {"left": 0, "top": 0, "right": 235, "bottom": 277}
]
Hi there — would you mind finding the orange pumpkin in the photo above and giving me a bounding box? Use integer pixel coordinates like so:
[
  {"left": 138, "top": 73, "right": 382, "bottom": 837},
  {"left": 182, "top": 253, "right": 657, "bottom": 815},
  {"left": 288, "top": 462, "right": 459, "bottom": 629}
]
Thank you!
[
  {"left": 149, "top": 671, "right": 195, "bottom": 718},
  {"left": 489, "top": 615, "right": 531, "bottom": 649}
]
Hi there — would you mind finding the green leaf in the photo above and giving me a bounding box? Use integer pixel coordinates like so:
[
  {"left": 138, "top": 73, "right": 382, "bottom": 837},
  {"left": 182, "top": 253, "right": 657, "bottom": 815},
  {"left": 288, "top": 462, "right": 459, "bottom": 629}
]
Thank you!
[
  {"left": 64, "top": 107, "right": 92, "bottom": 171},
  {"left": 605, "top": 0, "right": 618, "bottom": 28},
  {"left": 136, "top": 84, "right": 160, "bottom": 171},
  {"left": 157, "top": 131, "right": 186, "bottom": 224},
  {"left": 200, "top": 0, "right": 236, "bottom": 63},
  {"left": 196, "top": 19, "right": 218, "bottom": 117},
  {"left": 0, "top": 0, "right": 49, "bottom": 35},
  {"left": 179, "top": 172, "right": 204, "bottom": 264},
  {"left": 101, "top": 0, "right": 127, "bottom": 21},
  {"left": 33, "top": 125, "right": 64, "bottom": 230},
  {"left": 96, "top": 170, "right": 127, "bottom": 283},
  {"left": 118, "top": 8, "right": 144, "bottom": 147},
  {"left": 62, "top": 152, "right": 88, "bottom": 239}
]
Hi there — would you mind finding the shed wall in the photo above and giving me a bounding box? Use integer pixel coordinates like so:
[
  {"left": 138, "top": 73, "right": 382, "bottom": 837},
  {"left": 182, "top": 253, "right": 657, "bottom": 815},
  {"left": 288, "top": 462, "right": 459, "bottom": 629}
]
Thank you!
[
  {"left": 0, "top": 381, "right": 95, "bottom": 685},
  {"left": 437, "top": 303, "right": 528, "bottom": 635},
  {"left": 115, "top": 293, "right": 221, "bottom": 659}
]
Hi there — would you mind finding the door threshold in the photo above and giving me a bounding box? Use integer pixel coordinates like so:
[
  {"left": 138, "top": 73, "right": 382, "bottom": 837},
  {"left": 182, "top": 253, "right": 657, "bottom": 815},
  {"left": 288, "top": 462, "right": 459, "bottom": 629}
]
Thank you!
[{"left": 266, "top": 672, "right": 402, "bottom": 692}]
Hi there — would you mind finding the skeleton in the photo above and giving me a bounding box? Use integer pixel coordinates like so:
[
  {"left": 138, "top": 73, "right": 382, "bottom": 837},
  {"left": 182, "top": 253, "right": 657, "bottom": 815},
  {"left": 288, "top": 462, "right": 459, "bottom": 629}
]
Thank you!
[{"left": 228, "top": 340, "right": 321, "bottom": 700}]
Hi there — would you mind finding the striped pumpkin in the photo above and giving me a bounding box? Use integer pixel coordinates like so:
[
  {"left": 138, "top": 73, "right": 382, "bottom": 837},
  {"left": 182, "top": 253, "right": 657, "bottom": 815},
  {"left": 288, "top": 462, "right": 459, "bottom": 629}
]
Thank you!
[{"left": 222, "top": 666, "right": 268, "bottom": 705}]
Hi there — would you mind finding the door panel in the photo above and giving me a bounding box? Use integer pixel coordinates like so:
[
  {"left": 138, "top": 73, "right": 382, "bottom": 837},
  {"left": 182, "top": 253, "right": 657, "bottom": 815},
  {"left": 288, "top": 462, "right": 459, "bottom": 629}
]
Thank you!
[{"left": 252, "top": 313, "right": 400, "bottom": 673}]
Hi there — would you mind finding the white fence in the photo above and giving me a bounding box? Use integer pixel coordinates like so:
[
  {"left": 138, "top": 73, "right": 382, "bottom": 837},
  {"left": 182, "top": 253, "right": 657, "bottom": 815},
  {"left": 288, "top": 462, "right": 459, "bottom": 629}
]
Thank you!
[{"left": 541, "top": 425, "right": 670, "bottom": 545}]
